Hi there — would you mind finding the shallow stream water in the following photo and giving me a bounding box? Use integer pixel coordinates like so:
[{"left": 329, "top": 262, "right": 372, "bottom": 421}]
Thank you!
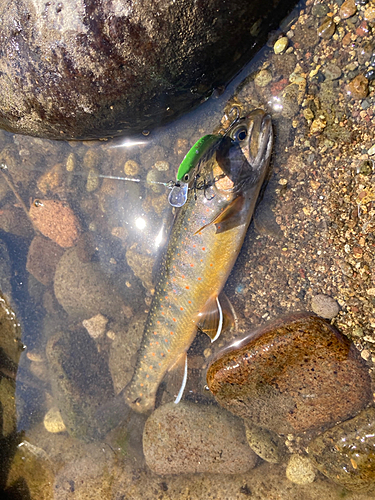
[{"left": 1, "top": 0, "right": 375, "bottom": 498}]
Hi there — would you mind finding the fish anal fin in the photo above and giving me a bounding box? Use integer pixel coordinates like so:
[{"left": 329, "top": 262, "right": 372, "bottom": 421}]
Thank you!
[
  {"left": 194, "top": 195, "right": 245, "bottom": 235},
  {"left": 197, "top": 293, "right": 235, "bottom": 342}
]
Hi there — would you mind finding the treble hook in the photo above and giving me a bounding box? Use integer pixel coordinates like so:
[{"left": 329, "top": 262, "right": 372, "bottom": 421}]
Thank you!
[{"left": 218, "top": 106, "right": 241, "bottom": 136}]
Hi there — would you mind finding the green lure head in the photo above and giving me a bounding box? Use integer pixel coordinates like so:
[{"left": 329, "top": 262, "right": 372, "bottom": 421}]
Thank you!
[
  {"left": 169, "top": 134, "right": 222, "bottom": 207},
  {"left": 176, "top": 134, "right": 222, "bottom": 183}
]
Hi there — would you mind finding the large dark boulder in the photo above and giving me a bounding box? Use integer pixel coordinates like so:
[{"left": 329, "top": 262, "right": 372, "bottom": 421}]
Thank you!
[{"left": 0, "top": 0, "right": 295, "bottom": 140}]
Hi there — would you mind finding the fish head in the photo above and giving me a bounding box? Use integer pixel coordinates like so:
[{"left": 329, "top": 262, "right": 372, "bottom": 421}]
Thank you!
[{"left": 213, "top": 109, "right": 273, "bottom": 196}]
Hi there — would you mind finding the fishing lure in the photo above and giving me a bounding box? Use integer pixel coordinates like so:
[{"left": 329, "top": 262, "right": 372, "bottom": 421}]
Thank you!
[{"left": 168, "top": 134, "right": 222, "bottom": 207}]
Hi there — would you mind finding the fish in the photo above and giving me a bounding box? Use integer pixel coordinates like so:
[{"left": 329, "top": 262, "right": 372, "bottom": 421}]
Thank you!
[{"left": 124, "top": 108, "right": 273, "bottom": 413}]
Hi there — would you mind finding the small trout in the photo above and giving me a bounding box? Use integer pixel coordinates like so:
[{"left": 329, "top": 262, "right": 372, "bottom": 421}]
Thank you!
[{"left": 125, "top": 109, "right": 273, "bottom": 413}]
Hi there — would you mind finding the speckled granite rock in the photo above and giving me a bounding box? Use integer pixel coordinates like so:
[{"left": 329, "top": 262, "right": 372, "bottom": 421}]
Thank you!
[
  {"left": 207, "top": 313, "right": 372, "bottom": 436},
  {"left": 0, "top": 0, "right": 296, "bottom": 139},
  {"left": 308, "top": 407, "right": 375, "bottom": 492},
  {"left": 143, "top": 401, "right": 258, "bottom": 475},
  {"left": 53, "top": 247, "right": 126, "bottom": 321}
]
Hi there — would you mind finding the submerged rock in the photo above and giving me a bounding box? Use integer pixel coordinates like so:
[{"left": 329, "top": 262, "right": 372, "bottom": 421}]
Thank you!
[
  {"left": 286, "top": 454, "right": 316, "bottom": 485},
  {"left": 0, "top": 0, "right": 296, "bottom": 139},
  {"left": 207, "top": 313, "right": 372, "bottom": 436},
  {"left": 5, "top": 440, "right": 55, "bottom": 500},
  {"left": 26, "top": 235, "right": 65, "bottom": 286},
  {"left": 46, "top": 330, "right": 115, "bottom": 440},
  {"left": 244, "top": 420, "right": 287, "bottom": 463},
  {"left": 29, "top": 199, "right": 81, "bottom": 248},
  {"left": 143, "top": 401, "right": 258, "bottom": 475},
  {"left": 54, "top": 246, "right": 126, "bottom": 321},
  {"left": 308, "top": 407, "right": 375, "bottom": 492}
]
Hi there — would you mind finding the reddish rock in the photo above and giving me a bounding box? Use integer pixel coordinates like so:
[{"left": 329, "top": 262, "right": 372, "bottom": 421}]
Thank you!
[
  {"left": 207, "top": 313, "right": 372, "bottom": 436},
  {"left": 29, "top": 199, "right": 81, "bottom": 248},
  {"left": 26, "top": 235, "right": 65, "bottom": 286},
  {"left": 356, "top": 21, "right": 369, "bottom": 37}
]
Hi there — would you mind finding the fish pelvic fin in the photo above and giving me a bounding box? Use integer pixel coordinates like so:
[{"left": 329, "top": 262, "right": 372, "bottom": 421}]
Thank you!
[
  {"left": 174, "top": 354, "right": 188, "bottom": 404},
  {"left": 194, "top": 195, "right": 245, "bottom": 235},
  {"left": 197, "top": 293, "right": 235, "bottom": 342}
]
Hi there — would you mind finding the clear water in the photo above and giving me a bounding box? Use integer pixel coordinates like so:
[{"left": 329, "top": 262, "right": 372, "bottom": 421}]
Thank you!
[{"left": 1, "top": 0, "right": 375, "bottom": 497}]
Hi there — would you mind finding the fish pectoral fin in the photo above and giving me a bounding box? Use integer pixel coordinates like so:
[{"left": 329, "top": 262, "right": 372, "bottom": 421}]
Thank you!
[
  {"left": 194, "top": 195, "right": 245, "bottom": 235},
  {"left": 197, "top": 293, "right": 235, "bottom": 342}
]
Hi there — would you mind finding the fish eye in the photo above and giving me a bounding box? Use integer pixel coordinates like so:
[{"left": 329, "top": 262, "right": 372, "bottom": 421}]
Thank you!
[
  {"left": 183, "top": 173, "right": 189, "bottom": 182},
  {"left": 233, "top": 127, "right": 247, "bottom": 142}
]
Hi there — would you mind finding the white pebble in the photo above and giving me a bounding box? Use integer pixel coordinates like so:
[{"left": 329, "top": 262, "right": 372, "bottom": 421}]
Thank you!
[
  {"left": 286, "top": 454, "right": 316, "bottom": 485},
  {"left": 82, "top": 313, "right": 108, "bottom": 339},
  {"left": 44, "top": 407, "right": 66, "bottom": 433},
  {"left": 274, "top": 37, "right": 288, "bottom": 55}
]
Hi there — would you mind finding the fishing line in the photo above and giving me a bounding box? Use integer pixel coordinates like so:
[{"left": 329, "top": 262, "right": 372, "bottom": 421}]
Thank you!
[{"left": 0, "top": 161, "right": 175, "bottom": 189}]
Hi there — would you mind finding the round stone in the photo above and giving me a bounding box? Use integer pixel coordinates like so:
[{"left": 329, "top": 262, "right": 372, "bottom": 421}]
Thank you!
[
  {"left": 274, "top": 37, "right": 288, "bottom": 55},
  {"left": 317, "top": 17, "right": 336, "bottom": 39},
  {"left": 347, "top": 74, "right": 369, "bottom": 99},
  {"left": 286, "top": 454, "right": 316, "bottom": 485},
  {"left": 43, "top": 407, "right": 67, "bottom": 434},
  {"left": 339, "top": 0, "right": 357, "bottom": 19},
  {"left": 255, "top": 69, "right": 273, "bottom": 88},
  {"left": 207, "top": 313, "right": 372, "bottom": 436},
  {"left": 311, "top": 294, "right": 339, "bottom": 319},
  {"left": 143, "top": 401, "right": 258, "bottom": 475}
]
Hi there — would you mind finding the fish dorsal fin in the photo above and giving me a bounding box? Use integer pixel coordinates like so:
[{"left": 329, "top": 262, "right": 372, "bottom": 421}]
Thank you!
[
  {"left": 194, "top": 195, "right": 245, "bottom": 235},
  {"left": 197, "top": 293, "right": 235, "bottom": 342}
]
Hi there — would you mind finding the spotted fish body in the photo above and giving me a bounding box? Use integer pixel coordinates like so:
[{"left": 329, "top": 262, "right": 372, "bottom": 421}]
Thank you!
[{"left": 125, "top": 109, "right": 273, "bottom": 413}]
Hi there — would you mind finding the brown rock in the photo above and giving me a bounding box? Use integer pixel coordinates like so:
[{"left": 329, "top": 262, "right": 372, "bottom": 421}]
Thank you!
[
  {"left": 26, "top": 235, "right": 65, "bottom": 285},
  {"left": 339, "top": 0, "right": 357, "bottom": 19},
  {"left": 347, "top": 75, "right": 369, "bottom": 100},
  {"left": 29, "top": 199, "right": 81, "bottom": 248},
  {"left": 317, "top": 17, "right": 336, "bottom": 40},
  {"left": 207, "top": 313, "right": 372, "bottom": 436}
]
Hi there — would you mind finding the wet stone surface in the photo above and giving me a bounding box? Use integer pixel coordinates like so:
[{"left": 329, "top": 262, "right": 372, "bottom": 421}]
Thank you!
[
  {"left": 0, "top": 0, "right": 296, "bottom": 139},
  {"left": 207, "top": 313, "right": 372, "bottom": 436},
  {"left": 308, "top": 407, "right": 375, "bottom": 492}
]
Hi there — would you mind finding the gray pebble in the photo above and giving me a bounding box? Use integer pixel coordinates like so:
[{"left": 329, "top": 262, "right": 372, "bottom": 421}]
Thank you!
[
  {"left": 312, "top": 4, "right": 329, "bottom": 17},
  {"left": 361, "top": 99, "right": 370, "bottom": 110},
  {"left": 311, "top": 294, "right": 340, "bottom": 319},
  {"left": 323, "top": 64, "right": 342, "bottom": 81}
]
